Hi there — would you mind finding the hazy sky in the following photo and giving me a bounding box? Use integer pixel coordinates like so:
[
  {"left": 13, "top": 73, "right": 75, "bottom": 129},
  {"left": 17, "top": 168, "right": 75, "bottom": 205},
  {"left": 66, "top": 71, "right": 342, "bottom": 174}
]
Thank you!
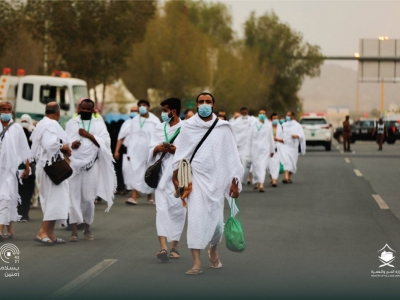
[{"left": 204, "top": 0, "right": 400, "bottom": 70}]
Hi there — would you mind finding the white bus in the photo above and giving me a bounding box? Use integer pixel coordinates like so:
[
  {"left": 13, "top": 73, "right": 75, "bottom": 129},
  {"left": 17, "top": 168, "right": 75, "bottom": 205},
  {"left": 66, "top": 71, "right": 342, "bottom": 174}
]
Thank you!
[{"left": 0, "top": 74, "right": 88, "bottom": 127}]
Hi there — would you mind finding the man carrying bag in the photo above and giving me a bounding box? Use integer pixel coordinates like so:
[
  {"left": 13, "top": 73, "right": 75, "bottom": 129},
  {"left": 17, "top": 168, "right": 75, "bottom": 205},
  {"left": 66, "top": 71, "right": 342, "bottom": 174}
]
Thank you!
[{"left": 172, "top": 93, "right": 244, "bottom": 275}]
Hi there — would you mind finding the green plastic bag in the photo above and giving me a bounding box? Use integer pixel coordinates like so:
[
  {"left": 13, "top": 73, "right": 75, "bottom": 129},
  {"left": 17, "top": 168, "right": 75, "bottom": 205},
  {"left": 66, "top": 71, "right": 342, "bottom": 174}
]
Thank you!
[
  {"left": 225, "top": 198, "right": 246, "bottom": 253},
  {"left": 279, "top": 163, "right": 284, "bottom": 174}
]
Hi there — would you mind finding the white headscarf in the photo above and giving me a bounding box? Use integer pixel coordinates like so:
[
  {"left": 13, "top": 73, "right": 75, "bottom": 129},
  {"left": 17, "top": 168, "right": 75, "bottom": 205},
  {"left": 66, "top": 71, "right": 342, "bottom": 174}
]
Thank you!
[{"left": 20, "top": 114, "right": 35, "bottom": 132}]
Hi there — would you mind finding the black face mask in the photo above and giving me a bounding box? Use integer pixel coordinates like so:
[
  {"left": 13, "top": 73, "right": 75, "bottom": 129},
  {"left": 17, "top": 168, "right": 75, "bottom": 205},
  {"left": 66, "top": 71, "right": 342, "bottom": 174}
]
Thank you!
[{"left": 80, "top": 111, "right": 92, "bottom": 120}]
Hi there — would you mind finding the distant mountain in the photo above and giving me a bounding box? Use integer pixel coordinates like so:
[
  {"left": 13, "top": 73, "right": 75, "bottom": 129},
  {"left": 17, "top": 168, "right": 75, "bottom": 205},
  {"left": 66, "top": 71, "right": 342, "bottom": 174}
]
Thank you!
[{"left": 299, "top": 64, "right": 400, "bottom": 114}]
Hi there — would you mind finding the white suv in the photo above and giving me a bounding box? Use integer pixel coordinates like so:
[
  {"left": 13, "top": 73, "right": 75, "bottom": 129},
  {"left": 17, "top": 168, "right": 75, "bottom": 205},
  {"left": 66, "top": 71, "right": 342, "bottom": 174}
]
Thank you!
[{"left": 300, "top": 114, "right": 333, "bottom": 151}]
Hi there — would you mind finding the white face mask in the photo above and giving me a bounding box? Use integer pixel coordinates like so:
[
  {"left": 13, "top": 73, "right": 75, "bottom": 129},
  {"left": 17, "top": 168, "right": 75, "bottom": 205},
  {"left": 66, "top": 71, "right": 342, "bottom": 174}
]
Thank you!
[{"left": 21, "top": 122, "right": 29, "bottom": 128}]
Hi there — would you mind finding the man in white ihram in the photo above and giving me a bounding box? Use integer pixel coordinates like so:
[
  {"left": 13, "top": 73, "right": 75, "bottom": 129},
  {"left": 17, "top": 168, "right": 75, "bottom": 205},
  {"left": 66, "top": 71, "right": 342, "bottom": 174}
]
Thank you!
[
  {"left": 31, "top": 102, "right": 72, "bottom": 245},
  {"left": 249, "top": 109, "right": 274, "bottom": 192},
  {"left": 282, "top": 111, "right": 305, "bottom": 184},
  {"left": 148, "top": 98, "right": 186, "bottom": 262},
  {"left": 66, "top": 98, "right": 115, "bottom": 242},
  {"left": 126, "top": 100, "right": 160, "bottom": 205},
  {"left": 232, "top": 107, "right": 254, "bottom": 184},
  {"left": 114, "top": 105, "right": 138, "bottom": 191},
  {"left": 0, "top": 101, "right": 31, "bottom": 241},
  {"left": 172, "top": 92, "right": 243, "bottom": 275}
]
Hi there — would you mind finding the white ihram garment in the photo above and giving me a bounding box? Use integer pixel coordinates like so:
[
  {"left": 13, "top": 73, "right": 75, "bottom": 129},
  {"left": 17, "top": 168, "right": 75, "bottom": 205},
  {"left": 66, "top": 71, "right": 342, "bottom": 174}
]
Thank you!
[
  {"left": 148, "top": 121, "right": 186, "bottom": 242},
  {"left": 30, "top": 117, "right": 70, "bottom": 224},
  {"left": 268, "top": 124, "right": 286, "bottom": 180},
  {"left": 249, "top": 121, "right": 275, "bottom": 184},
  {"left": 282, "top": 120, "right": 306, "bottom": 174},
  {"left": 118, "top": 118, "right": 134, "bottom": 187},
  {"left": 127, "top": 113, "right": 160, "bottom": 194},
  {"left": 172, "top": 114, "right": 243, "bottom": 249},
  {"left": 0, "top": 121, "right": 31, "bottom": 225},
  {"left": 232, "top": 115, "right": 254, "bottom": 182},
  {"left": 66, "top": 116, "right": 116, "bottom": 224}
]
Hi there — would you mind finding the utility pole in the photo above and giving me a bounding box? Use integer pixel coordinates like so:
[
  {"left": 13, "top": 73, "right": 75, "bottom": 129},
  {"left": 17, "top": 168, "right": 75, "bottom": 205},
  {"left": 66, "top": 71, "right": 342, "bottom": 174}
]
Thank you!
[{"left": 380, "top": 80, "right": 385, "bottom": 115}]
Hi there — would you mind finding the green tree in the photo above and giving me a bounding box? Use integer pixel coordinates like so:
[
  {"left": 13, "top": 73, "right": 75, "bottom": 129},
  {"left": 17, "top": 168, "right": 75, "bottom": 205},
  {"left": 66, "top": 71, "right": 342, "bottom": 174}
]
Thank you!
[
  {"left": 0, "top": 0, "right": 22, "bottom": 60},
  {"left": 124, "top": 4, "right": 212, "bottom": 102},
  {"left": 24, "top": 0, "right": 156, "bottom": 105},
  {"left": 244, "top": 11, "right": 323, "bottom": 113},
  {"left": 169, "top": 0, "right": 234, "bottom": 45}
]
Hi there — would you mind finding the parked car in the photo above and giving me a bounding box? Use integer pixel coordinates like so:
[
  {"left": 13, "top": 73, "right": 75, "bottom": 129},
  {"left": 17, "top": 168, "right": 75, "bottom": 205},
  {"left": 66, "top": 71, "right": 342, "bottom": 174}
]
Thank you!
[
  {"left": 333, "top": 124, "right": 356, "bottom": 144},
  {"left": 334, "top": 119, "right": 398, "bottom": 144}
]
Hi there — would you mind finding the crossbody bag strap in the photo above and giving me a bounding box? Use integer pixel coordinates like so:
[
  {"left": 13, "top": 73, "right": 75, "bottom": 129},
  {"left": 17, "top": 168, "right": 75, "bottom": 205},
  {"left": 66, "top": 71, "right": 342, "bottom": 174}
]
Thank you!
[
  {"left": 159, "top": 130, "right": 181, "bottom": 161},
  {"left": 0, "top": 122, "right": 14, "bottom": 139},
  {"left": 190, "top": 117, "right": 219, "bottom": 163}
]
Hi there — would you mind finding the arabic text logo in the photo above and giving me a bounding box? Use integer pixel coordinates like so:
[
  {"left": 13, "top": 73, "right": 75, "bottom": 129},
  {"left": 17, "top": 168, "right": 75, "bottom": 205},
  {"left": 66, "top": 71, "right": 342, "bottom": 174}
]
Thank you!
[
  {"left": 0, "top": 243, "right": 20, "bottom": 264},
  {"left": 378, "top": 244, "right": 396, "bottom": 268}
]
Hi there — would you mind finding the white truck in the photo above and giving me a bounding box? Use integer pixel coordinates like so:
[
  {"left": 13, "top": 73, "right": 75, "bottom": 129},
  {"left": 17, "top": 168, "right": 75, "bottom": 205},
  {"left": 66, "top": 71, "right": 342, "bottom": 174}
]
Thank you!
[{"left": 0, "top": 70, "right": 88, "bottom": 127}]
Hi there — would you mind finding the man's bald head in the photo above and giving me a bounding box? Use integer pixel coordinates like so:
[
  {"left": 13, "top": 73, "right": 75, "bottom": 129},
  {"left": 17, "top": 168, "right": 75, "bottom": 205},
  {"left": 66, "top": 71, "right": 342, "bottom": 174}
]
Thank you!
[
  {"left": 130, "top": 105, "right": 138, "bottom": 113},
  {"left": 45, "top": 102, "right": 60, "bottom": 115},
  {"left": 0, "top": 101, "right": 12, "bottom": 109}
]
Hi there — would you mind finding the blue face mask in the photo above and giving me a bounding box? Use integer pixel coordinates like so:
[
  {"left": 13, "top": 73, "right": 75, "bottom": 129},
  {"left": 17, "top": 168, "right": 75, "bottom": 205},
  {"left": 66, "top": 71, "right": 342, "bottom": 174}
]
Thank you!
[
  {"left": 286, "top": 116, "right": 291, "bottom": 122},
  {"left": 161, "top": 112, "right": 173, "bottom": 123},
  {"left": 139, "top": 106, "right": 147, "bottom": 115},
  {"left": 198, "top": 104, "right": 213, "bottom": 118},
  {"left": 130, "top": 112, "right": 138, "bottom": 119},
  {"left": 272, "top": 119, "right": 279, "bottom": 125},
  {"left": 259, "top": 114, "right": 266, "bottom": 121},
  {"left": 279, "top": 119, "right": 285, "bottom": 124},
  {"left": 0, "top": 113, "right": 12, "bottom": 122}
]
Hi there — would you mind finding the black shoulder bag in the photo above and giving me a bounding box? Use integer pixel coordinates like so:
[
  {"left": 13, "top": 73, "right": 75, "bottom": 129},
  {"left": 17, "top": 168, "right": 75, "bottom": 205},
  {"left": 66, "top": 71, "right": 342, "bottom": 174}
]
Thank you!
[
  {"left": 43, "top": 140, "right": 73, "bottom": 185},
  {"left": 145, "top": 133, "right": 180, "bottom": 189}
]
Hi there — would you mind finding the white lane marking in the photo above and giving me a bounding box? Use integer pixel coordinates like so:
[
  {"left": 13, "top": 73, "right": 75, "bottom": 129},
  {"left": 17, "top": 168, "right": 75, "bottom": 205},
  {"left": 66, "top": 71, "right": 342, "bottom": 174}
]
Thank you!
[
  {"left": 345, "top": 158, "right": 350, "bottom": 163},
  {"left": 49, "top": 259, "right": 117, "bottom": 299},
  {"left": 354, "top": 169, "right": 362, "bottom": 177},
  {"left": 372, "top": 194, "right": 389, "bottom": 210}
]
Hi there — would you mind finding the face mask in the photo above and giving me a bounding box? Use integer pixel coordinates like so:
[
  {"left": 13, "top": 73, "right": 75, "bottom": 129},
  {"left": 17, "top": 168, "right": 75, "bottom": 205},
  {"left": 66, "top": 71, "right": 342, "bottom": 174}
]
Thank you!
[
  {"left": 272, "top": 119, "right": 279, "bottom": 126},
  {"left": 130, "top": 112, "right": 138, "bottom": 119},
  {"left": 198, "top": 104, "right": 213, "bottom": 118},
  {"left": 0, "top": 113, "right": 12, "bottom": 122},
  {"left": 279, "top": 119, "right": 285, "bottom": 124},
  {"left": 259, "top": 114, "right": 266, "bottom": 121},
  {"left": 286, "top": 116, "right": 291, "bottom": 122},
  {"left": 21, "top": 122, "right": 29, "bottom": 128},
  {"left": 139, "top": 106, "right": 147, "bottom": 115},
  {"left": 161, "top": 112, "right": 173, "bottom": 123},
  {"left": 80, "top": 111, "right": 92, "bottom": 120}
]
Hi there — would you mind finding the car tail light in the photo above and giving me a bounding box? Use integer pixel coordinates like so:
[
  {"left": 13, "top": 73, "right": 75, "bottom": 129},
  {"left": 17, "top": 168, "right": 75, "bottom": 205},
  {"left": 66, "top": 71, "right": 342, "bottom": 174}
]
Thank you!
[
  {"left": 392, "top": 126, "right": 396, "bottom": 133},
  {"left": 322, "top": 126, "right": 330, "bottom": 129}
]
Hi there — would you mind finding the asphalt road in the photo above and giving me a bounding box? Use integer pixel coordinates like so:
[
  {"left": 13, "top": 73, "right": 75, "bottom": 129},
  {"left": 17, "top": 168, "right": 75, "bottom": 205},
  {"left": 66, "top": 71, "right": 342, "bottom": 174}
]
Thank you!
[{"left": 1, "top": 140, "right": 400, "bottom": 300}]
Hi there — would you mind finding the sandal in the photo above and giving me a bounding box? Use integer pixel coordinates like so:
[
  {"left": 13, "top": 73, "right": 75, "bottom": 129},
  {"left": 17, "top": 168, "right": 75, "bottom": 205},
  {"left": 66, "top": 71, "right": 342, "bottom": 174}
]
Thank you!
[
  {"left": 83, "top": 230, "right": 94, "bottom": 241},
  {"left": 169, "top": 248, "right": 180, "bottom": 259},
  {"left": 259, "top": 189, "right": 265, "bottom": 193},
  {"left": 33, "top": 237, "right": 54, "bottom": 246},
  {"left": 282, "top": 179, "right": 288, "bottom": 184},
  {"left": 208, "top": 250, "right": 222, "bottom": 269},
  {"left": 185, "top": 268, "right": 202, "bottom": 275},
  {"left": 69, "top": 234, "right": 78, "bottom": 242},
  {"left": 125, "top": 198, "right": 138, "bottom": 205},
  {"left": 3, "top": 233, "right": 14, "bottom": 239},
  {"left": 53, "top": 237, "right": 66, "bottom": 244},
  {"left": 157, "top": 249, "right": 169, "bottom": 262}
]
